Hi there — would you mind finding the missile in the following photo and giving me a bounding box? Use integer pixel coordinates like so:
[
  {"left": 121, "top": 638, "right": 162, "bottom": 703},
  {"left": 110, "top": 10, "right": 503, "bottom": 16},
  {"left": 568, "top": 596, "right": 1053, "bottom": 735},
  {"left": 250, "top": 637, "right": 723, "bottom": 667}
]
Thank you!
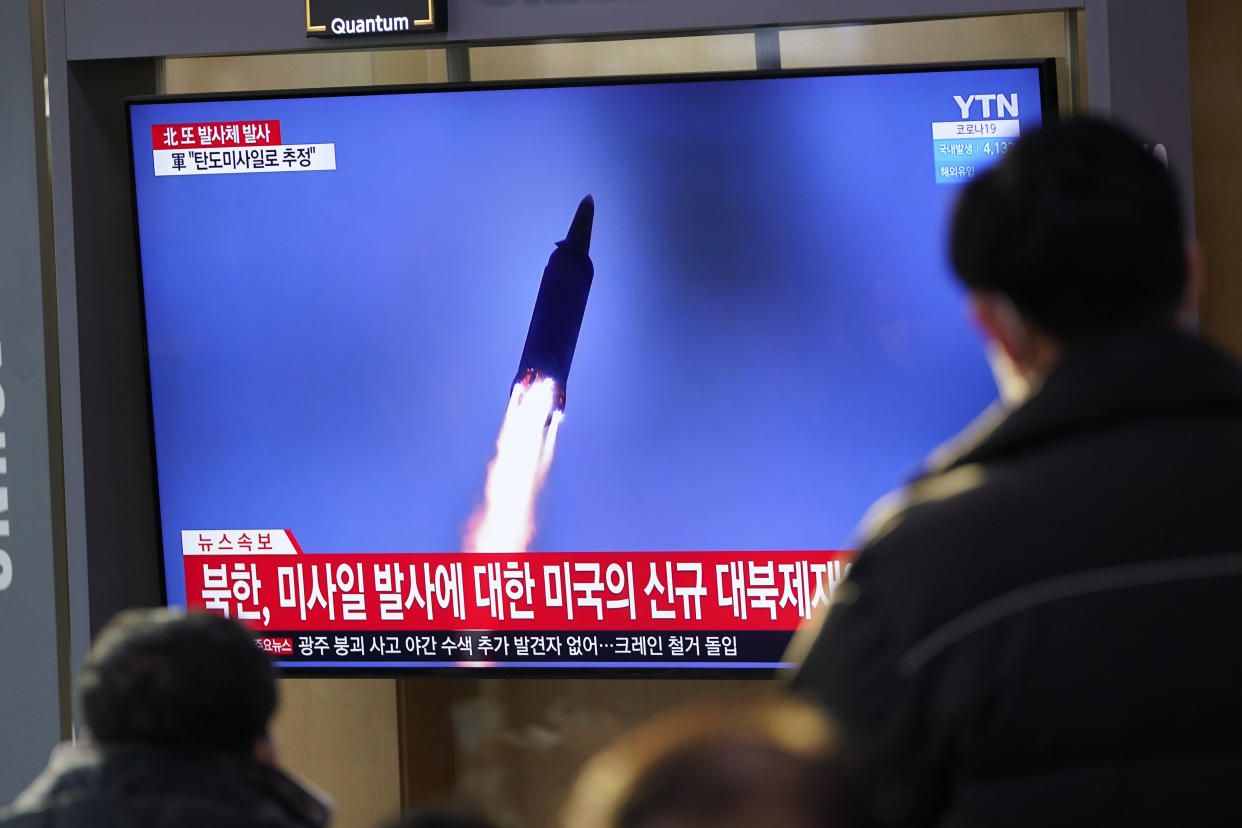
[{"left": 513, "top": 195, "right": 595, "bottom": 412}]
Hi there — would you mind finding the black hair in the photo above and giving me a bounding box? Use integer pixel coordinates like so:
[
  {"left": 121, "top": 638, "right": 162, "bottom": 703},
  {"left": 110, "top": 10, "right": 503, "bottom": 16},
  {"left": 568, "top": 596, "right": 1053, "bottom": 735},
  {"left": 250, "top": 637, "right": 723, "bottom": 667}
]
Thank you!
[
  {"left": 79, "top": 609, "right": 276, "bottom": 754},
  {"left": 382, "top": 812, "right": 498, "bottom": 828},
  {"left": 563, "top": 700, "right": 884, "bottom": 828},
  {"left": 950, "top": 117, "right": 1187, "bottom": 341}
]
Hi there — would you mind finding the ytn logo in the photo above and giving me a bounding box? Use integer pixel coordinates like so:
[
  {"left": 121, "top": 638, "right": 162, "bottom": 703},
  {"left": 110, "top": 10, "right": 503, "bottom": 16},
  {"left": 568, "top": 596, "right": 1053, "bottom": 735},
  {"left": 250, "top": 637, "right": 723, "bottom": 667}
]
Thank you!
[{"left": 954, "top": 94, "right": 1019, "bottom": 119}]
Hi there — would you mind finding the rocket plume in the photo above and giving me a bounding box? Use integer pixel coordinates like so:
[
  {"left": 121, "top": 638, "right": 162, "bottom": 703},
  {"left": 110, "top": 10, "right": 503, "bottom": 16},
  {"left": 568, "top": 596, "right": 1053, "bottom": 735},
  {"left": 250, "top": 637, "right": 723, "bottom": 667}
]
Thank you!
[{"left": 464, "top": 377, "right": 564, "bottom": 554}]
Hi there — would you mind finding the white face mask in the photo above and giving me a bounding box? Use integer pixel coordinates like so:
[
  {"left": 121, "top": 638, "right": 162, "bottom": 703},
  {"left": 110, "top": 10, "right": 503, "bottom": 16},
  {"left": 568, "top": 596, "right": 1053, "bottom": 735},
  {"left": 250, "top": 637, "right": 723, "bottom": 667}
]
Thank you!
[
  {"left": 984, "top": 340, "right": 1032, "bottom": 407},
  {"left": 978, "top": 292, "right": 1036, "bottom": 407}
]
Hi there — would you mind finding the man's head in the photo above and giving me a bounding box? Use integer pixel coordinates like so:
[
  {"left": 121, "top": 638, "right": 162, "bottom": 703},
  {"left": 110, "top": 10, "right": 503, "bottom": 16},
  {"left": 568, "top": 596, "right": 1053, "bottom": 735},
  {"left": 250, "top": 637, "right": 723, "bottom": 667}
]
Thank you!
[
  {"left": 950, "top": 118, "right": 1198, "bottom": 399},
  {"left": 79, "top": 609, "right": 276, "bottom": 756}
]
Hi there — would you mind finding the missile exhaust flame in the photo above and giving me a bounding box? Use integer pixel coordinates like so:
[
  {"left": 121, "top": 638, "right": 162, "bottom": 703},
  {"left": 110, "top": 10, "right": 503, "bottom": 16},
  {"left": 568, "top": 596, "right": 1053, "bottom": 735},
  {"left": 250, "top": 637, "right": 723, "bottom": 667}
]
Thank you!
[{"left": 464, "top": 378, "right": 562, "bottom": 554}]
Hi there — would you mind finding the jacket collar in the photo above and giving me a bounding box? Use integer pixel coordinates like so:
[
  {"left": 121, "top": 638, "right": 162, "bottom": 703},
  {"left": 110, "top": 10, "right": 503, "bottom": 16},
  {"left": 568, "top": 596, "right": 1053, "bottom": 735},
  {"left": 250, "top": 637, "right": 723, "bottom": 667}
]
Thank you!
[
  {"left": 929, "top": 328, "right": 1242, "bottom": 476},
  {"left": 11, "top": 742, "right": 332, "bottom": 827}
]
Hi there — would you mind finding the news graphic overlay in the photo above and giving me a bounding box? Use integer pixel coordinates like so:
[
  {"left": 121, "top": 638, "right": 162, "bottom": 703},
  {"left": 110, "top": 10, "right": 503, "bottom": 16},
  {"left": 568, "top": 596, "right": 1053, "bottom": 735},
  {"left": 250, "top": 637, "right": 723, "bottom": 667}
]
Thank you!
[
  {"left": 128, "top": 63, "right": 1052, "bottom": 672},
  {"left": 150, "top": 120, "right": 336, "bottom": 176},
  {"left": 932, "top": 92, "right": 1026, "bottom": 183},
  {"left": 185, "top": 531, "right": 850, "bottom": 666}
]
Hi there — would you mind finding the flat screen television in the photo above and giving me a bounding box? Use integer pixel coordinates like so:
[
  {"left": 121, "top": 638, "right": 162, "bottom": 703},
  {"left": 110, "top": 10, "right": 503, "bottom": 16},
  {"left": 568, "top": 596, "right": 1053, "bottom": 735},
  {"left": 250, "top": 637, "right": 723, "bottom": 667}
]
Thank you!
[{"left": 128, "top": 59, "right": 1056, "bottom": 673}]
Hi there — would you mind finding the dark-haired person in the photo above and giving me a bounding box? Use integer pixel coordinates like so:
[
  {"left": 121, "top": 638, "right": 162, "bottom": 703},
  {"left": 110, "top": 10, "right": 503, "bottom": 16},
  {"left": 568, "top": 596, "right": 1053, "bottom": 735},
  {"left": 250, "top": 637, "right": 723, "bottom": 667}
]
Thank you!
[
  {"left": 788, "top": 118, "right": 1242, "bottom": 826},
  {"left": 561, "top": 700, "right": 879, "bottom": 828},
  {"left": 380, "top": 810, "right": 498, "bottom": 828},
  {"left": 0, "top": 609, "right": 331, "bottom": 828}
]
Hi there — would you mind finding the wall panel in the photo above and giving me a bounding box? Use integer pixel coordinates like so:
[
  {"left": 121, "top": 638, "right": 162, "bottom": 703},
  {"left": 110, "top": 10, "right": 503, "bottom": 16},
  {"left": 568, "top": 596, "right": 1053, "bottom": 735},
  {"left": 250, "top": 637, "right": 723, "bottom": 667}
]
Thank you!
[
  {"left": 271, "top": 678, "right": 403, "bottom": 828},
  {"left": 1187, "top": 0, "right": 1242, "bottom": 355}
]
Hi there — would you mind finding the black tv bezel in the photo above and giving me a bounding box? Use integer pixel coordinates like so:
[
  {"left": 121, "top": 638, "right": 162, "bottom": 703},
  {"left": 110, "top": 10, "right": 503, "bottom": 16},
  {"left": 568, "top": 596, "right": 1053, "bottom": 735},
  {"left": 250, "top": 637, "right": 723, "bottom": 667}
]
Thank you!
[{"left": 126, "top": 57, "right": 1059, "bottom": 679}]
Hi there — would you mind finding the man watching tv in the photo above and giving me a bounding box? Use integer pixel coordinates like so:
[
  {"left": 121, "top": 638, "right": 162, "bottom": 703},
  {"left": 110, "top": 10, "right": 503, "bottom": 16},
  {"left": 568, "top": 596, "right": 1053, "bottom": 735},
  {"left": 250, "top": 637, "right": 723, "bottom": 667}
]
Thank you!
[
  {"left": 0, "top": 609, "right": 331, "bottom": 828},
  {"left": 789, "top": 118, "right": 1242, "bottom": 826}
]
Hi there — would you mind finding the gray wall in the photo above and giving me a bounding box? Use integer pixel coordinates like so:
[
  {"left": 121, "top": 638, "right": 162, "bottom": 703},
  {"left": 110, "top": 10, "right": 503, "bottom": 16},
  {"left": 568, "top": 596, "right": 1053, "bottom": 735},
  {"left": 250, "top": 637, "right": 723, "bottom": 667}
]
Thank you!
[
  {"left": 65, "top": 58, "right": 164, "bottom": 636},
  {"left": 48, "top": 0, "right": 1196, "bottom": 228},
  {"left": 1099, "top": 0, "right": 1196, "bottom": 227},
  {"left": 0, "top": 0, "right": 70, "bottom": 802},
  {"left": 65, "top": 0, "right": 1090, "bottom": 59}
]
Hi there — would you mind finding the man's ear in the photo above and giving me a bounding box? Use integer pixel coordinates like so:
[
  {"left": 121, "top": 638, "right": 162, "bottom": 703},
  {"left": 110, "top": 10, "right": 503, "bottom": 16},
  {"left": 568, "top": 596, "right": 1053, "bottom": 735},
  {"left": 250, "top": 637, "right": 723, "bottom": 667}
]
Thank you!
[
  {"left": 1178, "top": 239, "right": 1203, "bottom": 327},
  {"left": 968, "top": 290, "right": 1035, "bottom": 372}
]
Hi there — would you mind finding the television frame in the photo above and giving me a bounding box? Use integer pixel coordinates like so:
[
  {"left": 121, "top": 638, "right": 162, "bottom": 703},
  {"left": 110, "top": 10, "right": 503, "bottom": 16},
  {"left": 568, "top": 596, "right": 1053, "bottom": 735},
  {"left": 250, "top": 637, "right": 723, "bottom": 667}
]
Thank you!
[{"left": 126, "top": 57, "right": 1059, "bottom": 677}]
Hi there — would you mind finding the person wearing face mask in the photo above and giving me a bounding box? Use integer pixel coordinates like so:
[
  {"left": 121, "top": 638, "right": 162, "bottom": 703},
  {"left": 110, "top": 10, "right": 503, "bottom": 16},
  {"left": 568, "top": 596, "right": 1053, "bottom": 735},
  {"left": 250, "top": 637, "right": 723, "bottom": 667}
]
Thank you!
[{"left": 787, "top": 118, "right": 1242, "bottom": 827}]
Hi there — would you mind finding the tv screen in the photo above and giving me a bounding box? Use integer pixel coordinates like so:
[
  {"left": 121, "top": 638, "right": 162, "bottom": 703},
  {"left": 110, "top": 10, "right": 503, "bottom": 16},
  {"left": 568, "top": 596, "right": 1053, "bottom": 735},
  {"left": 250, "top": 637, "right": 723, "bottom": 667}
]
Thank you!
[{"left": 128, "top": 60, "right": 1055, "bottom": 673}]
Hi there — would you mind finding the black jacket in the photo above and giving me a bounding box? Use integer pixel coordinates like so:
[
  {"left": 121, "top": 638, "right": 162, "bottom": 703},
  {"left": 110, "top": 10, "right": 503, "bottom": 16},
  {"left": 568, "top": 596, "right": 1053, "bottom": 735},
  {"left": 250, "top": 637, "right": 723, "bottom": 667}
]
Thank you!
[
  {"left": 790, "top": 329, "right": 1242, "bottom": 827},
  {"left": 0, "top": 743, "right": 332, "bottom": 828}
]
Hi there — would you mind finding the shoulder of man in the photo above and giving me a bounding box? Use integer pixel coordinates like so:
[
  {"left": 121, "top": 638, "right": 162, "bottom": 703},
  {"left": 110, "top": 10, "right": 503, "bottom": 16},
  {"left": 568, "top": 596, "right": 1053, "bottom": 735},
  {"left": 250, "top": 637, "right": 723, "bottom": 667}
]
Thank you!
[
  {"left": 783, "top": 459, "right": 1024, "bottom": 820},
  {"left": 0, "top": 746, "right": 331, "bottom": 828},
  {"left": 786, "top": 437, "right": 1029, "bottom": 692},
  {"left": 0, "top": 808, "right": 48, "bottom": 828}
]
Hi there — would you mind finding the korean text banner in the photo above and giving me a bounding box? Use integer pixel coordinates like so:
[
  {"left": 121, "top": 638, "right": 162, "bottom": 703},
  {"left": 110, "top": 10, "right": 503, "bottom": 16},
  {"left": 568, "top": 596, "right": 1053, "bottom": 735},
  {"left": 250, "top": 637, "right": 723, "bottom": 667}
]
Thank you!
[{"left": 184, "top": 531, "right": 852, "bottom": 667}]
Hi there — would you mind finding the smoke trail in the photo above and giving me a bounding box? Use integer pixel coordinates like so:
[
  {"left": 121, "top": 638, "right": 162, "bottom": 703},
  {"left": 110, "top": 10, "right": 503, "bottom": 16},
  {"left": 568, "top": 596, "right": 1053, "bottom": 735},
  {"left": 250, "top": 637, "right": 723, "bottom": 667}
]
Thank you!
[{"left": 464, "top": 377, "right": 564, "bottom": 554}]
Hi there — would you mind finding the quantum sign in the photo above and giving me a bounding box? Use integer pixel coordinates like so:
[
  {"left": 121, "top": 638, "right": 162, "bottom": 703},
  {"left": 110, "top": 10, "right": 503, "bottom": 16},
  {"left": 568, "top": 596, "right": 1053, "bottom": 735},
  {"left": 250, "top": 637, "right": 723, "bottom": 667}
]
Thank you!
[{"left": 306, "top": 0, "right": 445, "bottom": 37}]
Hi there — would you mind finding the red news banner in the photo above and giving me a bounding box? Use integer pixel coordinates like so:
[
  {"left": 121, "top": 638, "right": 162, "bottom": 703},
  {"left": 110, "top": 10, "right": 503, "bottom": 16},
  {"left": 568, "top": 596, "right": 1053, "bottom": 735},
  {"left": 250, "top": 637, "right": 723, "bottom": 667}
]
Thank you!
[
  {"left": 182, "top": 531, "right": 853, "bottom": 635},
  {"left": 150, "top": 120, "right": 336, "bottom": 177},
  {"left": 152, "top": 120, "right": 282, "bottom": 149}
]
